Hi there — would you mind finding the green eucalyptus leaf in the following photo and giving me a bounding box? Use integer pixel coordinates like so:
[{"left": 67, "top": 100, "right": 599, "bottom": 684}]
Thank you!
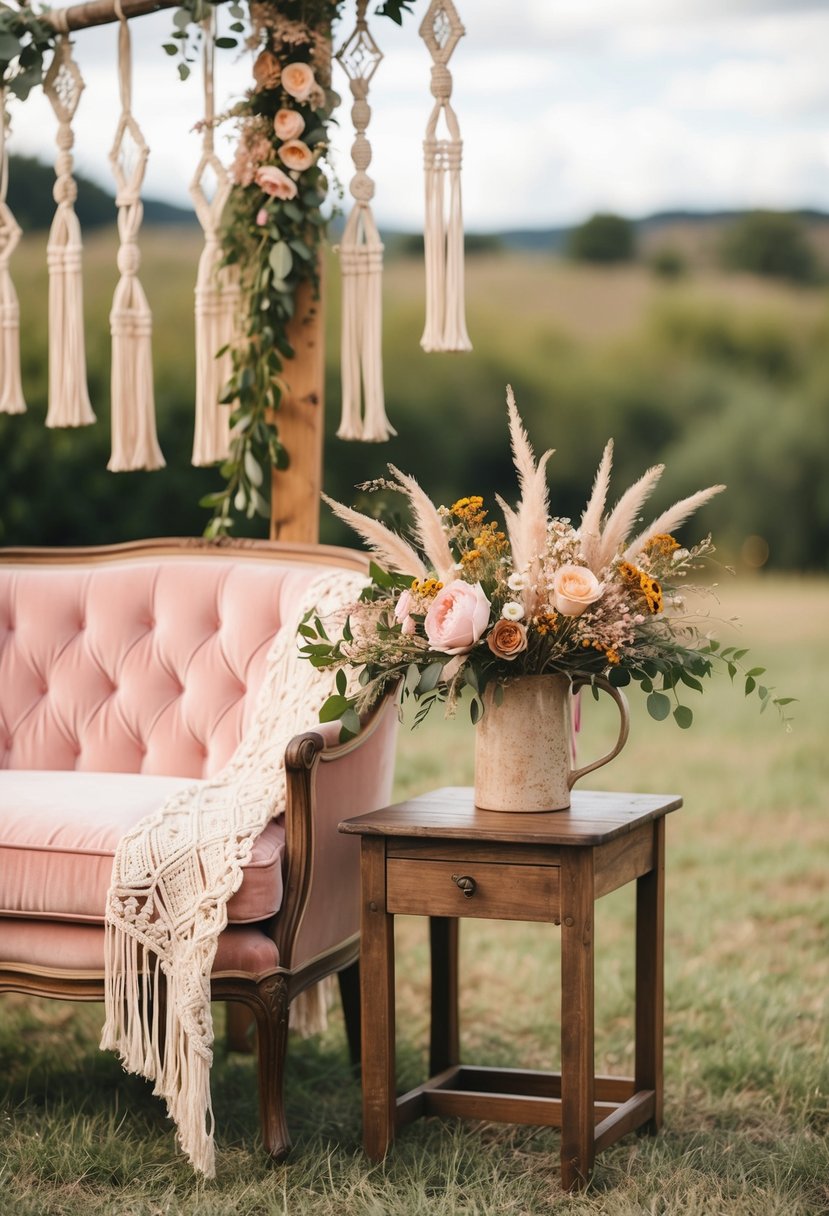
[
  {"left": 319, "top": 694, "right": 348, "bottom": 723},
  {"left": 416, "top": 661, "right": 444, "bottom": 695},
  {"left": 243, "top": 450, "right": 264, "bottom": 487},
  {"left": 673, "top": 705, "right": 693, "bottom": 729},
  {"left": 267, "top": 241, "right": 294, "bottom": 282},
  {"left": 646, "top": 691, "right": 671, "bottom": 721}
]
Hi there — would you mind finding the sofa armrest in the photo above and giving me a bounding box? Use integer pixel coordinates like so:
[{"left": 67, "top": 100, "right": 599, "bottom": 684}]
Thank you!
[{"left": 276, "top": 693, "right": 399, "bottom": 973}]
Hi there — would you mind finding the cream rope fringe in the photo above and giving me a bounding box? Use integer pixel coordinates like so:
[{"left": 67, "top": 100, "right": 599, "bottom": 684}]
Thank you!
[
  {"left": 419, "top": 0, "right": 471, "bottom": 353},
  {"left": 44, "top": 37, "right": 95, "bottom": 428},
  {"left": 335, "top": 1, "right": 395, "bottom": 442},
  {"left": 101, "top": 569, "right": 366, "bottom": 1178},
  {"left": 107, "top": 0, "right": 164, "bottom": 471},
  {"left": 191, "top": 16, "right": 239, "bottom": 466},
  {"left": 0, "top": 89, "right": 26, "bottom": 414}
]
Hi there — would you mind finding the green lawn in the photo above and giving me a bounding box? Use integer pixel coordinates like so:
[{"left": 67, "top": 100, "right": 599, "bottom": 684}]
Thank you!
[{"left": 1, "top": 576, "right": 827, "bottom": 1214}]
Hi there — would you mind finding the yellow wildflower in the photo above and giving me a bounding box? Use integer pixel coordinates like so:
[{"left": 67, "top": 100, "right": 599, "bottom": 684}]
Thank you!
[
  {"left": 532, "top": 611, "right": 559, "bottom": 636},
  {"left": 605, "top": 647, "right": 620, "bottom": 665},
  {"left": 461, "top": 550, "right": 481, "bottom": 564},
  {"left": 644, "top": 533, "right": 680, "bottom": 557}
]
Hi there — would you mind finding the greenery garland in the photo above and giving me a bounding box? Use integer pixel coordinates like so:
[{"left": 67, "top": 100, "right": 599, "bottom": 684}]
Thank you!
[{"left": 0, "top": 0, "right": 413, "bottom": 536}]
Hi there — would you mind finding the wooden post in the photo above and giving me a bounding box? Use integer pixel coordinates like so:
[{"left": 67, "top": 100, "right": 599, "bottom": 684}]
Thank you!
[{"left": 270, "top": 276, "right": 325, "bottom": 543}]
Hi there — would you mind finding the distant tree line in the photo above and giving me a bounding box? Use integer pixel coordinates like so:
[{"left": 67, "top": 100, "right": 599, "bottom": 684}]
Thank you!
[{"left": 567, "top": 208, "right": 825, "bottom": 284}]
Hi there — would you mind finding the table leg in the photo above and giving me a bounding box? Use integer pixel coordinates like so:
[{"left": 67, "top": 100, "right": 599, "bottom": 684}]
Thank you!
[
  {"left": 635, "top": 817, "right": 665, "bottom": 1132},
  {"left": 360, "top": 836, "right": 396, "bottom": 1160},
  {"left": 429, "top": 917, "right": 460, "bottom": 1075},
  {"left": 560, "top": 846, "right": 595, "bottom": 1191}
]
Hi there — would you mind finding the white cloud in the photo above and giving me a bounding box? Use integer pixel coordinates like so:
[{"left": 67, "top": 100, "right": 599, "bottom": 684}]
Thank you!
[{"left": 666, "top": 57, "right": 829, "bottom": 116}]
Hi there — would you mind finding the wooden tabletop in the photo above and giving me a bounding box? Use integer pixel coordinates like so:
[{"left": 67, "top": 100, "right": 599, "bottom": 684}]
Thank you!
[{"left": 339, "top": 786, "right": 682, "bottom": 847}]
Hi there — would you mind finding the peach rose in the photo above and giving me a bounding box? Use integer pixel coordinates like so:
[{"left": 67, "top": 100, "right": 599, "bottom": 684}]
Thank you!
[
  {"left": 424, "top": 580, "right": 491, "bottom": 655},
  {"left": 253, "top": 50, "right": 281, "bottom": 91},
  {"left": 274, "top": 108, "right": 306, "bottom": 141},
  {"left": 553, "top": 564, "right": 603, "bottom": 617},
  {"left": 278, "top": 139, "right": 315, "bottom": 172},
  {"left": 281, "top": 61, "right": 316, "bottom": 102},
  {"left": 255, "top": 164, "right": 298, "bottom": 201},
  {"left": 487, "top": 619, "right": 528, "bottom": 660}
]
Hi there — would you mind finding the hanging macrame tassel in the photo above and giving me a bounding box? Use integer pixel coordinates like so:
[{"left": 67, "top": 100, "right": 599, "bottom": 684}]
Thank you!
[
  {"left": 419, "top": 0, "right": 471, "bottom": 353},
  {"left": 0, "top": 89, "right": 26, "bottom": 414},
  {"left": 43, "top": 34, "right": 95, "bottom": 427},
  {"left": 191, "top": 18, "right": 239, "bottom": 466},
  {"left": 335, "top": 1, "right": 395, "bottom": 442},
  {"left": 108, "top": 0, "right": 164, "bottom": 471}
]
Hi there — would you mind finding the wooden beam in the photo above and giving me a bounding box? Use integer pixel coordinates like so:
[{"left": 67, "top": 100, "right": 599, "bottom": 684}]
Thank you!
[{"left": 44, "top": 0, "right": 196, "bottom": 33}]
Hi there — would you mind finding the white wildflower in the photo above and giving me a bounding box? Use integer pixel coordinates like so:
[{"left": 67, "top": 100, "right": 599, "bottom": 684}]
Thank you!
[
  {"left": 502, "top": 601, "right": 524, "bottom": 621},
  {"left": 508, "top": 572, "right": 529, "bottom": 592}
]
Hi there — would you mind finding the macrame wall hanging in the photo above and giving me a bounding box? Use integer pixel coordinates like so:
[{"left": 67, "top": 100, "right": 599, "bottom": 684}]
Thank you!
[
  {"left": 335, "top": 0, "right": 395, "bottom": 442},
  {"left": 419, "top": 0, "right": 470, "bottom": 353},
  {"left": 108, "top": 0, "right": 164, "bottom": 471},
  {"left": 0, "top": 88, "right": 26, "bottom": 414},
  {"left": 43, "top": 31, "right": 95, "bottom": 428},
  {"left": 191, "top": 15, "right": 239, "bottom": 467}
]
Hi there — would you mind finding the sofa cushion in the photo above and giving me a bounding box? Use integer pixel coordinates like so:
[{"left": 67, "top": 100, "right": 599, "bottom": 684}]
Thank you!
[
  {"left": 0, "top": 771, "right": 285, "bottom": 925},
  {"left": 0, "top": 557, "right": 334, "bottom": 777}
]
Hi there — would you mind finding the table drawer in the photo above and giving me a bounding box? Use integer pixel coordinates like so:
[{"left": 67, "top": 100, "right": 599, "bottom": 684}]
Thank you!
[{"left": 386, "top": 857, "right": 560, "bottom": 922}]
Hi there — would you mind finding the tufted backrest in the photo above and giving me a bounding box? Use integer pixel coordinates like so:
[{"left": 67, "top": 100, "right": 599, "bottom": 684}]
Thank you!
[{"left": 0, "top": 546, "right": 360, "bottom": 778}]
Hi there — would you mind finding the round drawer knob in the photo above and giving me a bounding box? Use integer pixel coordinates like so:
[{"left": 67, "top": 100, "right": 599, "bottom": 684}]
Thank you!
[{"left": 452, "top": 873, "right": 477, "bottom": 898}]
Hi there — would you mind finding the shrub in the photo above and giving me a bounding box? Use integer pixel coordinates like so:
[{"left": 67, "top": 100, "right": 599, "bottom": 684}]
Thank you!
[
  {"left": 567, "top": 212, "right": 636, "bottom": 263},
  {"left": 719, "top": 210, "right": 821, "bottom": 284}
]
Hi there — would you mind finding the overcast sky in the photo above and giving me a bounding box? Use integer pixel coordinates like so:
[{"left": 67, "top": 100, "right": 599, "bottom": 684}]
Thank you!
[{"left": 7, "top": 0, "right": 829, "bottom": 230}]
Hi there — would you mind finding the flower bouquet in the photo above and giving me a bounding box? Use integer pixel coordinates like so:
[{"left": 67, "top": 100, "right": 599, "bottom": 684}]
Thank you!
[{"left": 300, "top": 390, "right": 791, "bottom": 754}]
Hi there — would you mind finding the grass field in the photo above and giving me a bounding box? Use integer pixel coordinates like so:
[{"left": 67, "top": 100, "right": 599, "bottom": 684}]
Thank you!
[{"left": 1, "top": 576, "right": 827, "bottom": 1215}]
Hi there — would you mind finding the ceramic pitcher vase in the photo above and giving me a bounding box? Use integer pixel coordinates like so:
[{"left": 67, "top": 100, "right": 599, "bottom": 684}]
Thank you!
[{"left": 473, "top": 673, "right": 630, "bottom": 812}]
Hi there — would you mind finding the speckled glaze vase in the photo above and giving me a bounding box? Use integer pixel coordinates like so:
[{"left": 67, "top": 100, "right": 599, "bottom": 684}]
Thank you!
[{"left": 473, "top": 673, "right": 630, "bottom": 812}]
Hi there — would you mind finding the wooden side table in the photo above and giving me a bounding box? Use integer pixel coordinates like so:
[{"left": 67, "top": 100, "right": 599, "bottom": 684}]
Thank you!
[{"left": 339, "top": 786, "right": 681, "bottom": 1191}]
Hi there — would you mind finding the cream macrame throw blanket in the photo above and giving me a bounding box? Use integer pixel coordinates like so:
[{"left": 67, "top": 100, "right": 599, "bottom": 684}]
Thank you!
[{"left": 100, "top": 568, "right": 365, "bottom": 1177}]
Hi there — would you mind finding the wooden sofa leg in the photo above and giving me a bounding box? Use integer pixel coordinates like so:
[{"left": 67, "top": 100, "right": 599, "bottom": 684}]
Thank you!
[
  {"left": 249, "top": 974, "right": 291, "bottom": 1161},
  {"left": 227, "top": 1003, "right": 255, "bottom": 1054},
  {"left": 337, "top": 959, "right": 361, "bottom": 1073}
]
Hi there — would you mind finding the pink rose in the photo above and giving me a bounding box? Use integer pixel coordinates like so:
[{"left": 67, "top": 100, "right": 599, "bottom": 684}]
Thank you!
[
  {"left": 274, "top": 109, "right": 305, "bottom": 141},
  {"left": 278, "top": 139, "right": 315, "bottom": 172},
  {"left": 553, "top": 564, "right": 603, "bottom": 617},
  {"left": 256, "top": 207, "right": 268, "bottom": 226},
  {"left": 281, "top": 61, "right": 316, "bottom": 102},
  {"left": 394, "top": 589, "right": 416, "bottom": 637},
  {"left": 424, "top": 580, "right": 491, "bottom": 655},
  {"left": 254, "top": 164, "right": 298, "bottom": 201}
]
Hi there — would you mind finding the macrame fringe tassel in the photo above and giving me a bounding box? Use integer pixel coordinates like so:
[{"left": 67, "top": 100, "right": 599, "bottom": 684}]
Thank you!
[
  {"left": 0, "top": 257, "right": 25, "bottom": 414},
  {"left": 421, "top": 136, "right": 471, "bottom": 353},
  {"left": 192, "top": 244, "right": 238, "bottom": 466},
  {"left": 101, "top": 923, "right": 217, "bottom": 1178},
  {"left": 290, "top": 975, "right": 337, "bottom": 1037},
  {"left": 109, "top": 257, "right": 165, "bottom": 471},
  {"left": 45, "top": 204, "right": 95, "bottom": 427},
  {"left": 338, "top": 207, "right": 394, "bottom": 442},
  {"left": 0, "top": 92, "right": 26, "bottom": 415}
]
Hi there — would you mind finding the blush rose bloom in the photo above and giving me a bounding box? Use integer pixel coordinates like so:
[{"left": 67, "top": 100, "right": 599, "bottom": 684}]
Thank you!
[
  {"left": 394, "top": 589, "right": 416, "bottom": 637},
  {"left": 274, "top": 108, "right": 305, "bottom": 141},
  {"left": 281, "top": 61, "right": 316, "bottom": 102},
  {"left": 487, "top": 619, "right": 528, "bottom": 661},
  {"left": 278, "top": 139, "right": 315, "bottom": 172},
  {"left": 553, "top": 564, "right": 604, "bottom": 616},
  {"left": 255, "top": 165, "right": 298, "bottom": 201},
  {"left": 252, "top": 50, "right": 281, "bottom": 90},
  {"left": 424, "top": 580, "right": 490, "bottom": 655}
]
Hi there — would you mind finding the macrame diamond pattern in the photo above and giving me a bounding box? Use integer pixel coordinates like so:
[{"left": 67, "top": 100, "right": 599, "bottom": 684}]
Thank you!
[{"left": 420, "top": 0, "right": 464, "bottom": 64}]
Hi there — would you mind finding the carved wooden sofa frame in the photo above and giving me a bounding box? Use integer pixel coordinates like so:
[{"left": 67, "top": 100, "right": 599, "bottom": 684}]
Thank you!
[{"left": 0, "top": 538, "right": 398, "bottom": 1161}]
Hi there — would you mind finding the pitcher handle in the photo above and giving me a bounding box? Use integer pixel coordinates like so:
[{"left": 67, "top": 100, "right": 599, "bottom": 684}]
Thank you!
[{"left": 567, "top": 675, "right": 630, "bottom": 791}]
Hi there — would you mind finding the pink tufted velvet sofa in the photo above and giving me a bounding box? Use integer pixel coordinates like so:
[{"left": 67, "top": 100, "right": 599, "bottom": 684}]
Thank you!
[{"left": 0, "top": 537, "right": 398, "bottom": 1161}]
